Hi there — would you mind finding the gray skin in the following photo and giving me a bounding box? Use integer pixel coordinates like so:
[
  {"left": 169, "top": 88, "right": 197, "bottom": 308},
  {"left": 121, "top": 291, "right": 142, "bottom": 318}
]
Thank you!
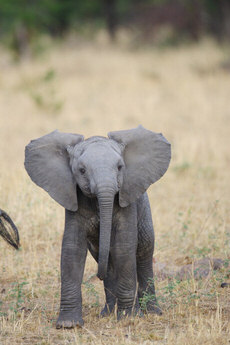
[{"left": 24, "top": 125, "right": 171, "bottom": 329}]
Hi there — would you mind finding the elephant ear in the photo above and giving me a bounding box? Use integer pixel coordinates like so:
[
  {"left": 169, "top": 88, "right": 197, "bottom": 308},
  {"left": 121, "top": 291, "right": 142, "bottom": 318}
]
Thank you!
[
  {"left": 108, "top": 125, "right": 171, "bottom": 207},
  {"left": 25, "top": 130, "right": 84, "bottom": 211}
]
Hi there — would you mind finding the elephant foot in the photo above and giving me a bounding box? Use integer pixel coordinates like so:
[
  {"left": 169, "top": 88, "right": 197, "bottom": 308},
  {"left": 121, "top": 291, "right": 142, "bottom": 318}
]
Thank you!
[
  {"left": 117, "top": 306, "right": 143, "bottom": 320},
  {"left": 144, "top": 302, "right": 163, "bottom": 315},
  {"left": 56, "top": 311, "right": 84, "bottom": 329},
  {"left": 100, "top": 303, "right": 115, "bottom": 317}
]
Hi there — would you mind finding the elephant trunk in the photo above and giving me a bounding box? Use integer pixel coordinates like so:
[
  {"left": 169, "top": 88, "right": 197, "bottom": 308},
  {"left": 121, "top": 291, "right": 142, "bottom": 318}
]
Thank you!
[{"left": 97, "top": 188, "right": 115, "bottom": 280}]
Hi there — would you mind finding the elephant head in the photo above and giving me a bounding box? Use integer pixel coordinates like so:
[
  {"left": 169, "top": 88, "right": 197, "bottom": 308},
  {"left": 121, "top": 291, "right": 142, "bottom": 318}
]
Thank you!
[{"left": 25, "top": 126, "right": 171, "bottom": 280}]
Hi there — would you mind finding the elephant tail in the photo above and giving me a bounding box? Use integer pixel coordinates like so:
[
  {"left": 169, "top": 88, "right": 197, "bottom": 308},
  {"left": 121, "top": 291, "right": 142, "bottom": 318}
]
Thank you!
[{"left": 0, "top": 209, "right": 20, "bottom": 249}]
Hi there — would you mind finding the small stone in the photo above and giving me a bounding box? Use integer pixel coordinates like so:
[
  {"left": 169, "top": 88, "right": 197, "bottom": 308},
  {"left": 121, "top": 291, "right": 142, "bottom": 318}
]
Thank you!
[{"left": 220, "top": 282, "right": 230, "bottom": 288}]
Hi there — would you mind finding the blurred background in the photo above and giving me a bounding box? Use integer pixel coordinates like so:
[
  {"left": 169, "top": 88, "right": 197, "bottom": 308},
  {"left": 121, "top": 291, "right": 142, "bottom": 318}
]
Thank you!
[
  {"left": 0, "top": 0, "right": 229, "bottom": 161},
  {"left": 0, "top": 0, "right": 230, "bottom": 55},
  {"left": 0, "top": 1, "right": 230, "bottom": 344}
]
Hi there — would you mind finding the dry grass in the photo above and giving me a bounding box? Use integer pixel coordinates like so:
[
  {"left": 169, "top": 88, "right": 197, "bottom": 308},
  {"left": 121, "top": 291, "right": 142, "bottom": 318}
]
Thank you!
[{"left": 0, "top": 36, "right": 230, "bottom": 344}]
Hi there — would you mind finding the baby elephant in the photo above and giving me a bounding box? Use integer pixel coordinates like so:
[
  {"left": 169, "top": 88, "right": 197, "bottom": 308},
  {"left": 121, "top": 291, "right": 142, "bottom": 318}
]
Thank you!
[{"left": 24, "top": 125, "right": 171, "bottom": 328}]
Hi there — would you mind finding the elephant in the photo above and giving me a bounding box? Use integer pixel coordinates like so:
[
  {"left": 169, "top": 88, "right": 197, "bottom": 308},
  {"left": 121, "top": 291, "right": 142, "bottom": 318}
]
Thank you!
[
  {"left": 0, "top": 209, "right": 20, "bottom": 249},
  {"left": 24, "top": 125, "right": 171, "bottom": 329}
]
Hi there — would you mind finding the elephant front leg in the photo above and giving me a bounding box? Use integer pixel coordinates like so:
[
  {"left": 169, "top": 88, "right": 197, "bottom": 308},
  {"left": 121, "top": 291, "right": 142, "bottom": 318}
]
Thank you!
[
  {"left": 56, "top": 210, "right": 87, "bottom": 329},
  {"left": 111, "top": 204, "right": 141, "bottom": 320},
  {"left": 111, "top": 246, "right": 139, "bottom": 320}
]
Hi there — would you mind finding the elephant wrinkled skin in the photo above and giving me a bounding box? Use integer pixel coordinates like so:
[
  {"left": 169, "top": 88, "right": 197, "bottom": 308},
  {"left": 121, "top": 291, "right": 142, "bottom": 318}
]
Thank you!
[{"left": 24, "top": 125, "right": 171, "bottom": 328}]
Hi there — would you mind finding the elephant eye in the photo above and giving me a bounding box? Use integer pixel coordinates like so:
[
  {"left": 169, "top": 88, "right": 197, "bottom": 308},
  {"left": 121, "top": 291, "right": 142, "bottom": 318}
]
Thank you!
[
  {"left": 118, "top": 165, "right": 123, "bottom": 171},
  {"left": 79, "top": 168, "right": 85, "bottom": 175}
]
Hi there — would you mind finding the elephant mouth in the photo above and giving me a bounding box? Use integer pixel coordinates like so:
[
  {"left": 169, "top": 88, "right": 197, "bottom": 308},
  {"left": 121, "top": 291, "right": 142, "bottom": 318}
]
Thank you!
[
  {"left": 77, "top": 185, "right": 96, "bottom": 199},
  {"left": 82, "top": 189, "right": 97, "bottom": 199}
]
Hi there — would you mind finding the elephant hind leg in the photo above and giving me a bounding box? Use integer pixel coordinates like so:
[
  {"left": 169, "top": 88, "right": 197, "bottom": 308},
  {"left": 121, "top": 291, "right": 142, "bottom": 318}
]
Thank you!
[
  {"left": 136, "top": 195, "right": 162, "bottom": 315},
  {"left": 137, "top": 254, "right": 162, "bottom": 315},
  {"left": 88, "top": 244, "right": 117, "bottom": 317},
  {"left": 88, "top": 242, "right": 99, "bottom": 262},
  {"left": 100, "top": 268, "right": 117, "bottom": 317}
]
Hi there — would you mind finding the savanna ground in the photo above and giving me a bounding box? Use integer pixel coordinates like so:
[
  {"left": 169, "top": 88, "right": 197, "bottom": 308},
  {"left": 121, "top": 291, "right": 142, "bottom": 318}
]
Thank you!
[{"left": 0, "top": 34, "right": 230, "bottom": 344}]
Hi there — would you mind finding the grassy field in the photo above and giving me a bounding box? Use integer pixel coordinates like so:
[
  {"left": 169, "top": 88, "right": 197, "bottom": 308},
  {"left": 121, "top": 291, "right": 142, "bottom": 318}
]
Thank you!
[{"left": 0, "top": 36, "right": 229, "bottom": 344}]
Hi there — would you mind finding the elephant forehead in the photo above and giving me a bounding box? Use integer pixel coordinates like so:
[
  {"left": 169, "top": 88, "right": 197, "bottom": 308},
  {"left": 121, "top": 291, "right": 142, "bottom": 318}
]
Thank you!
[
  {"left": 82, "top": 144, "right": 120, "bottom": 162},
  {"left": 76, "top": 137, "right": 122, "bottom": 157}
]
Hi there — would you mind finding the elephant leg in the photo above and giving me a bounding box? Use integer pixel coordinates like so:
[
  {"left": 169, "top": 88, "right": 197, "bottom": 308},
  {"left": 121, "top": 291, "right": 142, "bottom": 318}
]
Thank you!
[
  {"left": 137, "top": 252, "right": 162, "bottom": 315},
  {"left": 88, "top": 243, "right": 116, "bottom": 316},
  {"left": 111, "top": 247, "right": 138, "bottom": 319},
  {"left": 136, "top": 194, "right": 162, "bottom": 315},
  {"left": 56, "top": 210, "right": 87, "bottom": 329},
  {"left": 100, "top": 266, "right": 117, "bottom": 317},
  {"left": 111, "top": 204, "right": 140, "bottom": 319}
]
